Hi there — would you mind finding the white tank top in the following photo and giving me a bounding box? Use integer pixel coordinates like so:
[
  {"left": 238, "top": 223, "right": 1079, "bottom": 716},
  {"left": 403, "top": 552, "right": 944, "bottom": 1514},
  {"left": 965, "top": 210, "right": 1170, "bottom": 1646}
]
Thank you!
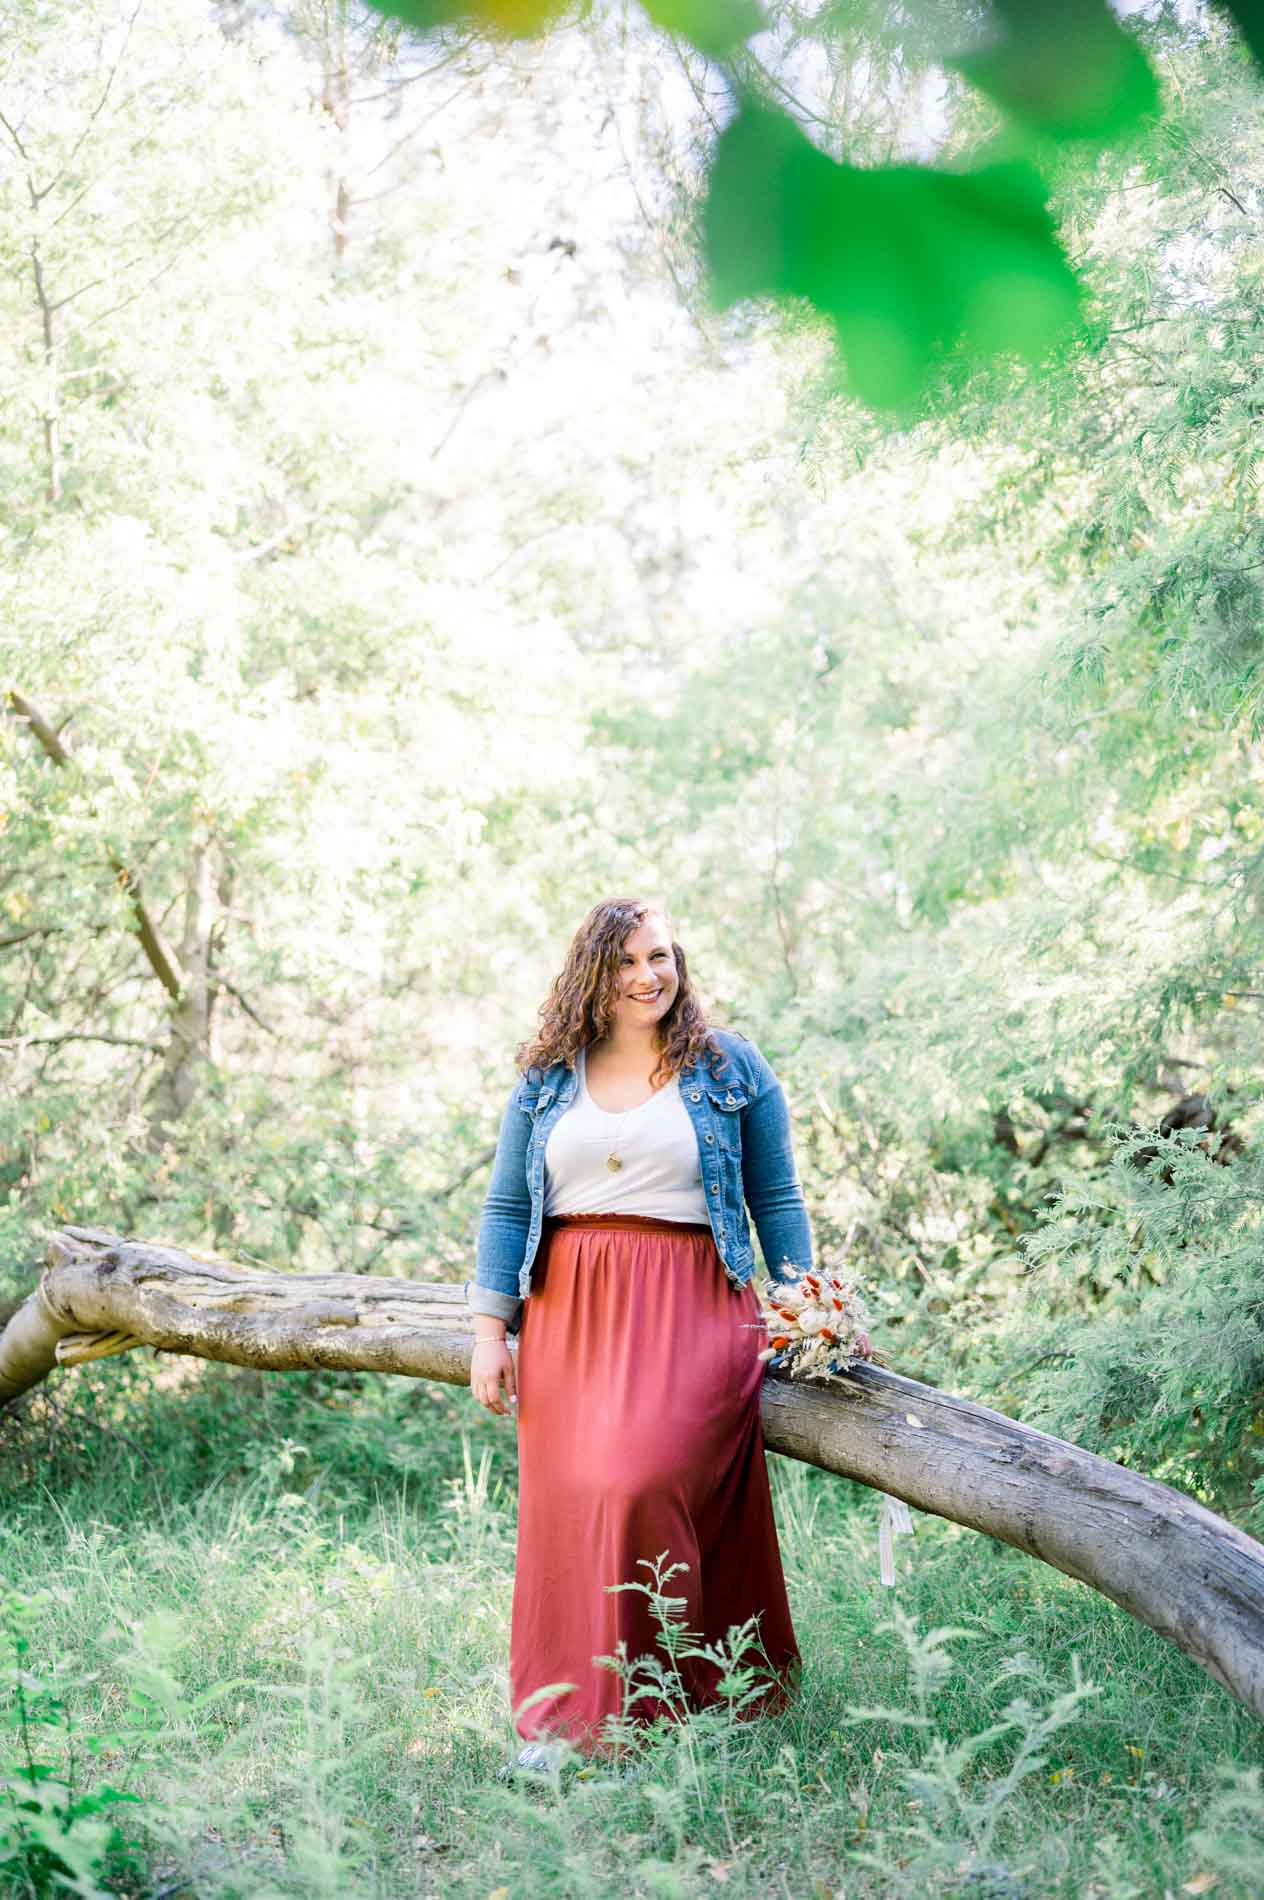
[{"left": 542, "top": 1045, "right": 710, "bottom": 1223}]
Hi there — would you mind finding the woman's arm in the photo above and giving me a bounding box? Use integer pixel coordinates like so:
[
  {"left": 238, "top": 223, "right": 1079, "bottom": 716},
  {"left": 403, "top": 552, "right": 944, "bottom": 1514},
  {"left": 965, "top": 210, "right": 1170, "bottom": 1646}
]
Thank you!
[
  {"left": 465, "top": 1077, "right": 531, "bottom": 1329},
  {"left": 467, "top": 1078, "right": 532, "bottom": 1412},
  {"left": 742, "top": 1043, "right": 873, "bottom": 1357},
  {"left": 740, "top": 1043, "right": 814, "bottom": 1286}
]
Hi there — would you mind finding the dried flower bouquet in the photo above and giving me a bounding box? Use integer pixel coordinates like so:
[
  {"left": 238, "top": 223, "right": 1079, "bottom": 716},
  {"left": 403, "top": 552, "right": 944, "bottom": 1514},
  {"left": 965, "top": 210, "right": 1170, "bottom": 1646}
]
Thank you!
[
  {"left": 753, "top": 1262, "right": 881, "bottom": 1380},
  {"left": 752, "top": 1259, "right": 912, "bottom": 1584}
]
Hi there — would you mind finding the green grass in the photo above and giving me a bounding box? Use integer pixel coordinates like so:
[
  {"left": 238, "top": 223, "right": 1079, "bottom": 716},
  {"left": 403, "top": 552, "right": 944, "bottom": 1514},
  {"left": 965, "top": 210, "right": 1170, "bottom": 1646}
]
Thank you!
[{"left": 1, "top": 1355, "right": 1261, "bottom": 1900}]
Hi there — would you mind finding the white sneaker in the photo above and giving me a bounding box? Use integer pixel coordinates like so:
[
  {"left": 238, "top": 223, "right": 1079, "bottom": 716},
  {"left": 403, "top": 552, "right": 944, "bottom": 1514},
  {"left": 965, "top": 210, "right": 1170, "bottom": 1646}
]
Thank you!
[{"left": 497, "top": 1740, "right": 566, "bottom": 1780}]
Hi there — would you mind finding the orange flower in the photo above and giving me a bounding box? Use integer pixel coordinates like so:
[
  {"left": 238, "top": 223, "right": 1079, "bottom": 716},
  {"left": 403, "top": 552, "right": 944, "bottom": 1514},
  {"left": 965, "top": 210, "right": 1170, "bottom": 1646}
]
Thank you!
[
  {"left": 771, "top": 1335, "right": 791, "bottom": 1349},
  {"left": 820, "top": 1328, "right": 837, "bottom": 1344}
]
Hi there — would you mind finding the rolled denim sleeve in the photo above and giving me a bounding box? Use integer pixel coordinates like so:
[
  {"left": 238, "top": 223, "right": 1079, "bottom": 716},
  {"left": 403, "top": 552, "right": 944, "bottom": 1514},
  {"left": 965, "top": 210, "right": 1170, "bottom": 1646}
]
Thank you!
[
  {"left": 741, "top": 1043, "right": 814, "bottom": 1285},
  {"left": 465, "top": 1282, "right": 522, "bottom": 1323},
  {"left": 463, "top": 1077, "right": 531, "bottom": 1332}
]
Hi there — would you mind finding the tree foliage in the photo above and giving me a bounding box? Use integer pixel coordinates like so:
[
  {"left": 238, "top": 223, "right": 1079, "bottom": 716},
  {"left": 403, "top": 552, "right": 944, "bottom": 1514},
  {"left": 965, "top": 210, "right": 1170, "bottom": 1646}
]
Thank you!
[
  {"left": 1, "top": 0, "right": 1262, "bottom": 1539},
  {"left": 365, "top": 0, "right": 1264, "bottom": 410}
]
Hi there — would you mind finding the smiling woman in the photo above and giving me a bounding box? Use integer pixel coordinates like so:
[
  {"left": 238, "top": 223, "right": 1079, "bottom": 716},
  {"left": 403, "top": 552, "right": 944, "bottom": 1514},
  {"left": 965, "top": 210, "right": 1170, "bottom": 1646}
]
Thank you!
[{"left": 465, "top": 896, "right": 872, "bottom": 1769}]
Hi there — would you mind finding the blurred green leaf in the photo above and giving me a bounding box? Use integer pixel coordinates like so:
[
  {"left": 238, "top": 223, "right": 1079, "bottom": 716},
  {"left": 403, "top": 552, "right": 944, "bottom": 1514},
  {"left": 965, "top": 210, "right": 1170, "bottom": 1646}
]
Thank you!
[
  {"left": 702, "top": 101, "right": 1082, "bottom": 411},
  {"left": 367, "top": 0, "right": 763, "bottom": 52},
  {"left": 643, "top": 0, "right": 765, "bottom": 59},
  {"left": 365, "top": 0, "right": 565, "bottom": 39},
  {"left": 952, "top": 0, "right": 1160, "bottom": 143}
]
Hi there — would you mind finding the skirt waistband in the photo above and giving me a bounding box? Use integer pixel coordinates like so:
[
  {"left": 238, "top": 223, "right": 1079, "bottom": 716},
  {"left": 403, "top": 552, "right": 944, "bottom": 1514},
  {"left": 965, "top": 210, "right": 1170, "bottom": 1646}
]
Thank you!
[{"left": 546, "top": 1212, "right": 715, "bottom": 1237}]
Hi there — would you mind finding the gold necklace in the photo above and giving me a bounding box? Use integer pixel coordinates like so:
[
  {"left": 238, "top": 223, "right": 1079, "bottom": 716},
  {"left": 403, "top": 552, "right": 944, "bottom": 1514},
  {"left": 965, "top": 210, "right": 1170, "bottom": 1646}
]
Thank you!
[
  {"left": 584, "top": 1048, "right": 634, "bottom": 1172},
  {"left": 603, "top": 1094, "right": 634, "bottom": 1173},
  {"left": 606, "top": 1125, "right": 629, "bottom": 1172}
]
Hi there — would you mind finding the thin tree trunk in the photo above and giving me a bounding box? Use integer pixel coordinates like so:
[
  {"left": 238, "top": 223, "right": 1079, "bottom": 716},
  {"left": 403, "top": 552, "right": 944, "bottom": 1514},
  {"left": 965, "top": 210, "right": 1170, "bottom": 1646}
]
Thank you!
[
  {"left": 2, "top": 1227, "right": 1262, "bottom": 1720},
  {"left": 30, "top": 227, "right": 61, "bottom": 504},
  {"left": 143, "top": 835, "right": 219, "bottom": 1146},
  {"left": 322, "top": 0, "right": 352, "bottom": 261}
]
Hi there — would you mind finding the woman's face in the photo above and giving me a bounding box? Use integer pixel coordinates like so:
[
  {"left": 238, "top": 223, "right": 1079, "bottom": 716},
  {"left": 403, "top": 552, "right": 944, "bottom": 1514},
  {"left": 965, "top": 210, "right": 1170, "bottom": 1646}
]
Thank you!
[{"left": 608, "top": 913, "right": 680, "bottom": 1036}]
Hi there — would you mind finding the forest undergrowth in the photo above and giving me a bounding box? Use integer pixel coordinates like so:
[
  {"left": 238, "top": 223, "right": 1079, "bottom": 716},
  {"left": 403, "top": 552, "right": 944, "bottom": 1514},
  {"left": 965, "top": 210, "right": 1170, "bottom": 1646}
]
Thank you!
[{"left": 1, "top": 1356, "right": 1261, "bottom": 1900}]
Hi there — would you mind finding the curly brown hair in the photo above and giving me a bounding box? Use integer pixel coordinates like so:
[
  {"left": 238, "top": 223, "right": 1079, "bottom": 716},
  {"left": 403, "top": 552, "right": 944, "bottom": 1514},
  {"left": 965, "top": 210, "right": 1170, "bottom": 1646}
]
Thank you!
[{"left": 515, "top": 897, "right": 733, "bottom": 1090}]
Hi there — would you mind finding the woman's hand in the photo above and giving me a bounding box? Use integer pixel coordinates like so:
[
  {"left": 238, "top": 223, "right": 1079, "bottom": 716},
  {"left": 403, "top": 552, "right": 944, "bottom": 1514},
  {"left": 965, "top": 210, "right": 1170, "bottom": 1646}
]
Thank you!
[
  {"left": 471, "top": 1335, "right": 518, "bottom": 1416},
  {"left": 854, "top": 1330, "right": 873, "bottom": 1360}
]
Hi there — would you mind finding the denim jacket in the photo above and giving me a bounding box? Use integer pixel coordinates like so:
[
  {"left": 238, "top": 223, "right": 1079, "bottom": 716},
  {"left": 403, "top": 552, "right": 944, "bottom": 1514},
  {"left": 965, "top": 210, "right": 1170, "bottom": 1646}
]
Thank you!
[{"left": 464, "top": 1027, "right": 813, "bottom": 1331}]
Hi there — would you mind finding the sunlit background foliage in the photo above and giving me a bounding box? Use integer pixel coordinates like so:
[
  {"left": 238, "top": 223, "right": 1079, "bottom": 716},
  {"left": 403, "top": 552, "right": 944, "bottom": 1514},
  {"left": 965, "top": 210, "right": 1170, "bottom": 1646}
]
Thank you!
[{"left": 2, "top": 1, "right": 1264, "bottom": 1892}]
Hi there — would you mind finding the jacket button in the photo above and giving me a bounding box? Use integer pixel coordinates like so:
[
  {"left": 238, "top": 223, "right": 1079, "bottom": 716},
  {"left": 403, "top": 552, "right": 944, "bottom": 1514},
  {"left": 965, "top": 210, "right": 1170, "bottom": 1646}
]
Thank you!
[
  {"left": 689, "top": 1089, "right": 701, "bottom": 1101},
  {"left": 711, "top": 1182, "right": 720, "bottom": 1195},
  {"left": 705, "top": 1132, "right": 714, "bottom": 1143}
]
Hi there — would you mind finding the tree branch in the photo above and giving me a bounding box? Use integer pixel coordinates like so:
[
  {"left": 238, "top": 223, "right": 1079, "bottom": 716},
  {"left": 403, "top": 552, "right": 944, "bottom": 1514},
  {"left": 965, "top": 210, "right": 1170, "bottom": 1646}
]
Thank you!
[
  {"left": 7, "top": 689, "right": 186, "bottom": 1000},
  {"left": 0, "top": 1032, "right": 163, "bottom": 1053}
]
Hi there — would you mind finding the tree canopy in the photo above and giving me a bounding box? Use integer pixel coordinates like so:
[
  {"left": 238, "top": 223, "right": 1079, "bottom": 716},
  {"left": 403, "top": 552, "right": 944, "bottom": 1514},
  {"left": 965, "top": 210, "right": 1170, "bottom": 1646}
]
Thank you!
[{"left": 1, "top": 0, "right": 1262, "bottom": 1537}]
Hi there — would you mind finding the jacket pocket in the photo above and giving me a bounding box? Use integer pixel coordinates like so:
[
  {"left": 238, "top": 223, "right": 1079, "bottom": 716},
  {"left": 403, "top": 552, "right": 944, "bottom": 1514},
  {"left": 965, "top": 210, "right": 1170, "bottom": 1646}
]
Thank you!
[{"left": 705, "top": 1083, "right": 748, "bottom": 1153}]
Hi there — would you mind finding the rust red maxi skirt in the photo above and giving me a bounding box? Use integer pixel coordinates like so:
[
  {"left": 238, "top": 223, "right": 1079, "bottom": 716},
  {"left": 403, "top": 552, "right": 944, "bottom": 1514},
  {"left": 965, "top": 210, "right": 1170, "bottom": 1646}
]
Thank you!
[{"left": 509, "top": 1212, "right": 802, "bottom": 1754}]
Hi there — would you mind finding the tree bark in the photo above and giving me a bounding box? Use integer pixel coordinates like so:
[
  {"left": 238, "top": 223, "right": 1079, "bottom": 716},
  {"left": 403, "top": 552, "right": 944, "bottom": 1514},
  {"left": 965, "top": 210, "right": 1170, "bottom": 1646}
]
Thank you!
[
  {"left": 3, "top": 1226, "right": 1262, "bottom": 1721},
  {"left": 142, "top": 833, "right": 220, "bottom": 1146}
]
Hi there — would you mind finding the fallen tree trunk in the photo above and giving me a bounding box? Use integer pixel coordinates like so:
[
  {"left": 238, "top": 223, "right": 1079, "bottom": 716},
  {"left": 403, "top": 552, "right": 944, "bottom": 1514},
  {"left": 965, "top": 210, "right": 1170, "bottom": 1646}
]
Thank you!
[{"left": 3, "top": 1226, "right": 1262, "bottom": 1720}]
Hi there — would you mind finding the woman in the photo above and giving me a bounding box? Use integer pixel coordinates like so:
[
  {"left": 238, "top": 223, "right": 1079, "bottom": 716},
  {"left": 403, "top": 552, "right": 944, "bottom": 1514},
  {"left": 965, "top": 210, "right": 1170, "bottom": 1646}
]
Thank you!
[{"left": 465, "top": 896, "right": 871, "bottom": 1769}]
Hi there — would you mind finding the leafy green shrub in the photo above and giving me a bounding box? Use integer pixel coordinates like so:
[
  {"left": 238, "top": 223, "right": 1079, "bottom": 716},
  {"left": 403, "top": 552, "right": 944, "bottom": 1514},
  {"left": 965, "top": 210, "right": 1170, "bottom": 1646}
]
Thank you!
[{"left": 0, "top": 1587, "right": 147, "bottom": 1900}]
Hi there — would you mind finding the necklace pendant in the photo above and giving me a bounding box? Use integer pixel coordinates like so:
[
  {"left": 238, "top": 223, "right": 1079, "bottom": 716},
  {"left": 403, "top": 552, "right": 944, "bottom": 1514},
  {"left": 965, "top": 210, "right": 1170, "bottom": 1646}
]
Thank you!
[{"left": 606, "top": 1154, "right": 623, "bottom": 1172}]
